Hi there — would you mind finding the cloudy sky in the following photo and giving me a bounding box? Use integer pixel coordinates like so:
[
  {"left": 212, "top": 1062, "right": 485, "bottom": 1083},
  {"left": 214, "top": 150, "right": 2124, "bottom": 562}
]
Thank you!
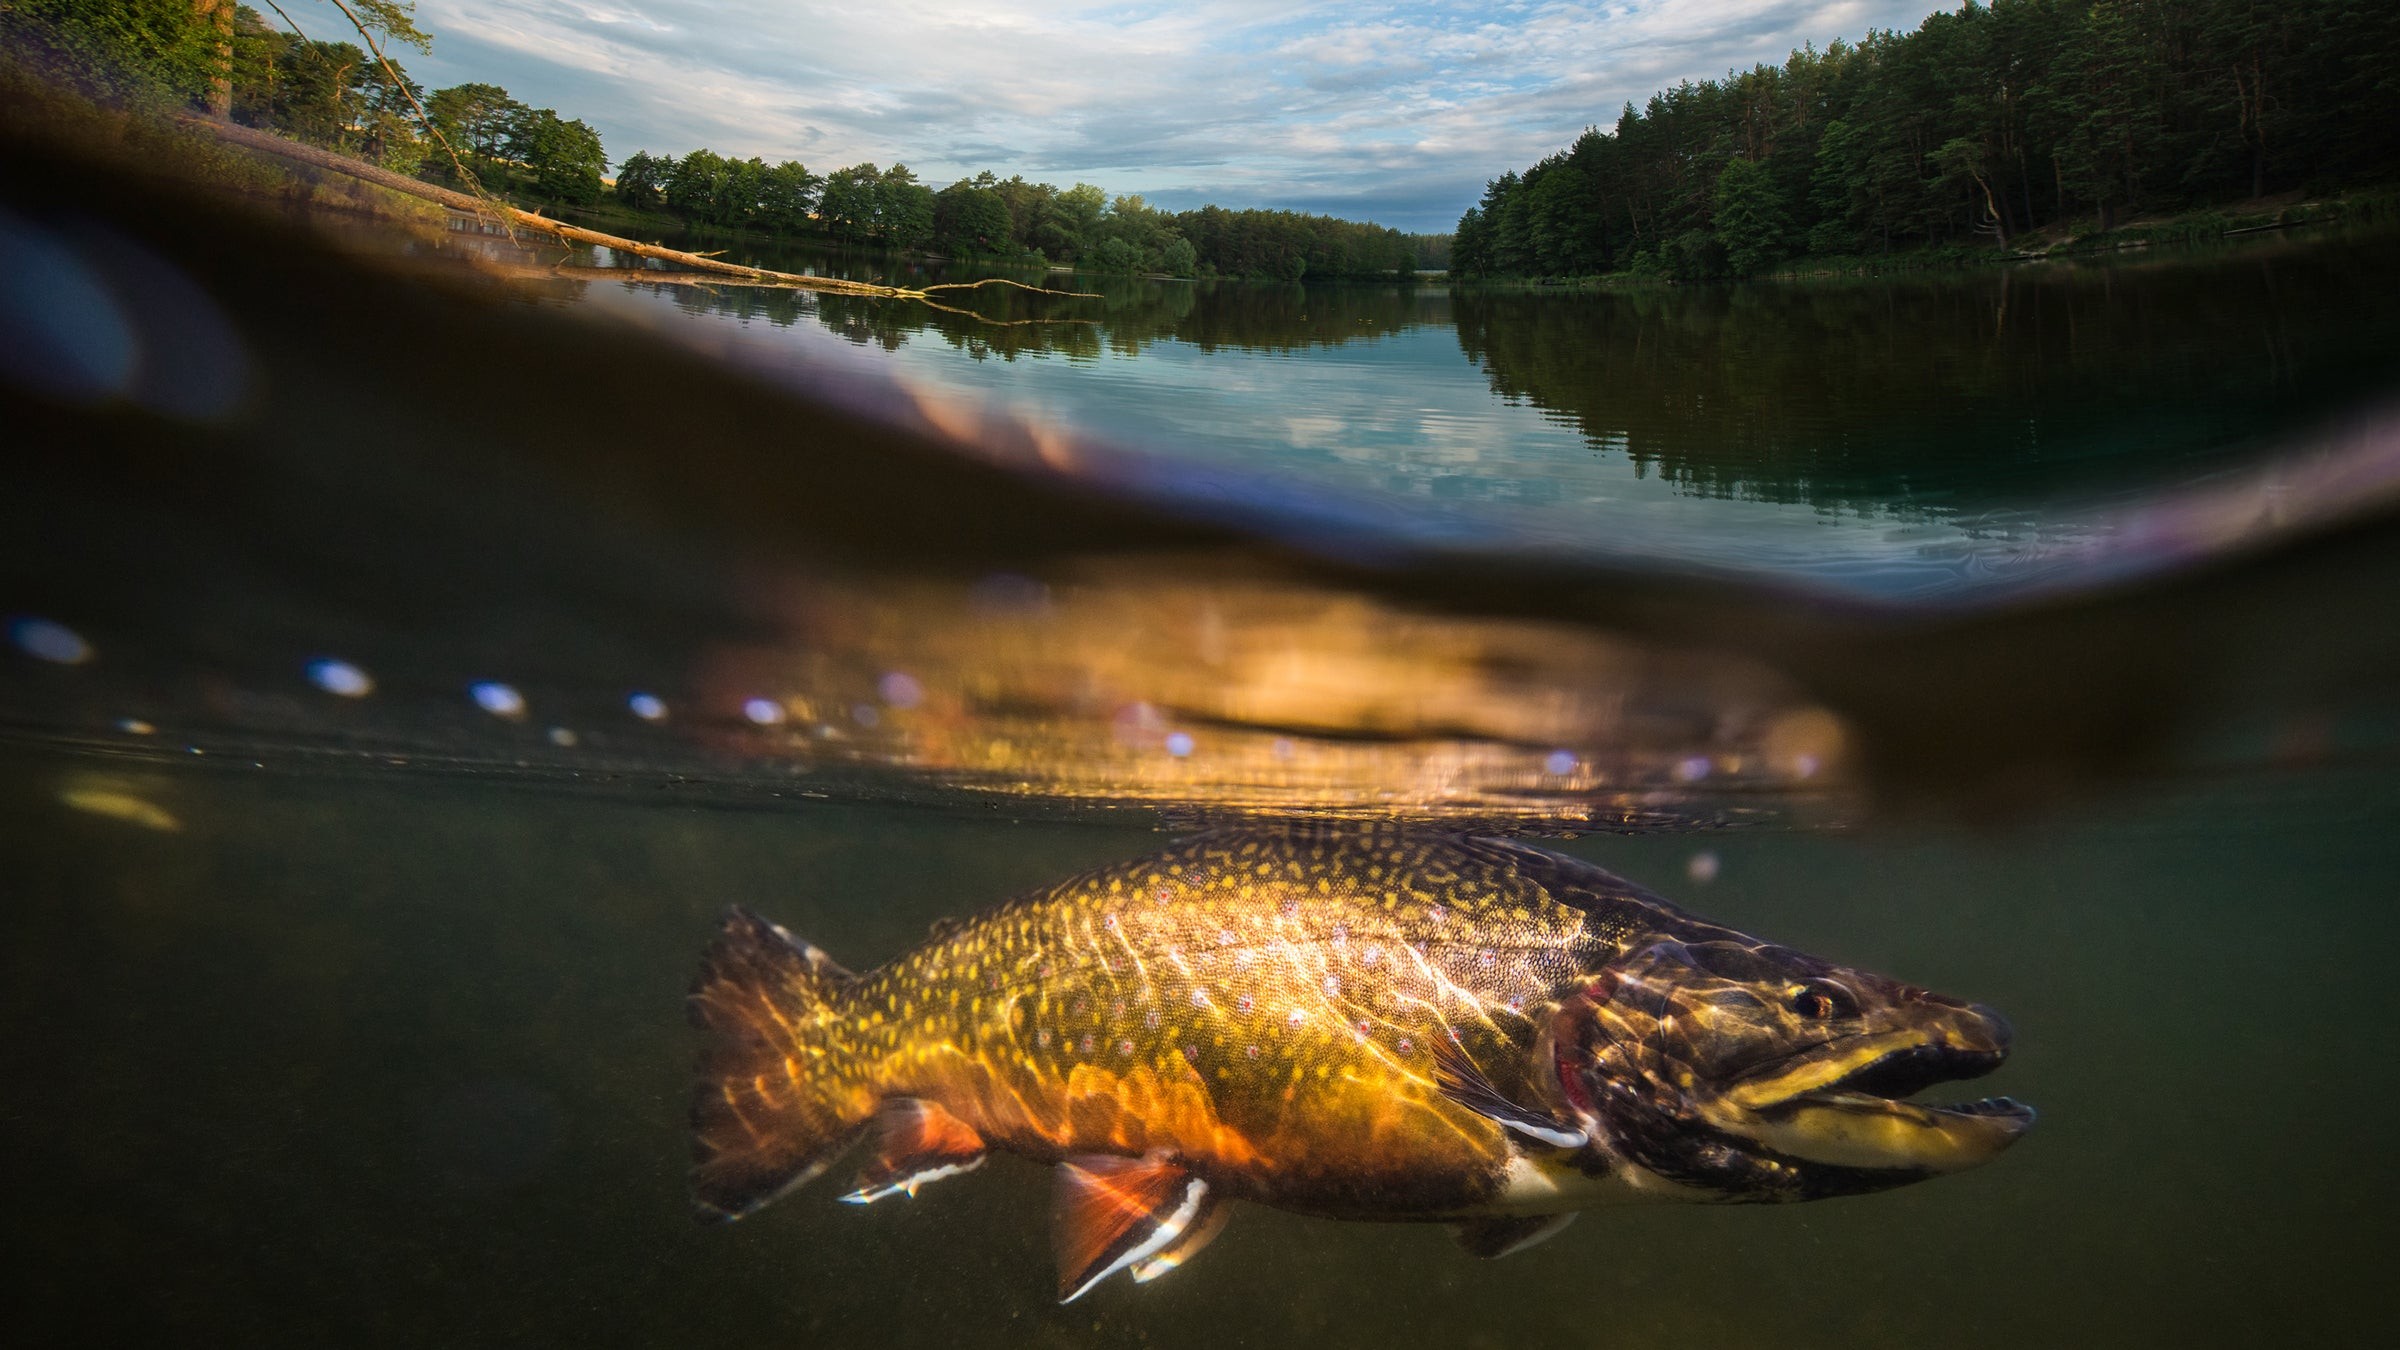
[{"left": 296, "top": 1, "right": 1956, "bottom": 233}]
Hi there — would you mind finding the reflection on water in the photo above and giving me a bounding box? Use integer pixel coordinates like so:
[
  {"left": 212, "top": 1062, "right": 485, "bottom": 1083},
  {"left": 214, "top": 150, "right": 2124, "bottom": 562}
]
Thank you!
[
  {"left": 1455, "top": 242, "right": 2400, "bottom": 508},
  {"left": 571, "top": 229, "right": 2400, "bottom": 597},
  {"left": 7, "top": 145, "right": 2400, "bottom": 829},
  {"left": 692, "top": 563, "right": 1847, "bottom": 821}
]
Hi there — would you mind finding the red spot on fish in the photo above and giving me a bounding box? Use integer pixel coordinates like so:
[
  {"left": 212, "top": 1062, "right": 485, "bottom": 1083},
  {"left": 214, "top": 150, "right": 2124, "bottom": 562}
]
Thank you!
[
  {"left": 1236, "top": 994, "right": 1256, "bottom": 1014},
  {"left": 1396, "top": 1037, "right": 1415, "bottom": 1054},
  {"left": 1079, "top": 1035, "right": 1095, "bottom": 1054},
  {"left": 1117, "top": 1039, "right": 1134, "bottom": 1056},
  {"left": 1244, "top": 1044, "right": 1261, "bottom": 1059}
]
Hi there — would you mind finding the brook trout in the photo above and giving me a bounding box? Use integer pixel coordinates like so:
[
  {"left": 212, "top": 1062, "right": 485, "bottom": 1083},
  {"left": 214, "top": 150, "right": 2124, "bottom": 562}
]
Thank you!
[{"left": 690, "top": 826, "right": 2032, "bottom": 1299}]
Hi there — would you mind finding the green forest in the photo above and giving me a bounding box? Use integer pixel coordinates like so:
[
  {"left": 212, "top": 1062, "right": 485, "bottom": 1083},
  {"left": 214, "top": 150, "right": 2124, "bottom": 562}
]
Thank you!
[
  {"left": 8, "top": 0, "right": 1436, "bottom": 280},
  {"left": 1453, "top": 0, "right": 2400, "bottom": 280}
]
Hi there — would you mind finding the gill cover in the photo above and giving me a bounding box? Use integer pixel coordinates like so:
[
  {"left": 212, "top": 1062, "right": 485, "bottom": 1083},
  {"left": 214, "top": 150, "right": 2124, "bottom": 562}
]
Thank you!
[{"left": 1553, "top": 937, "right": 2033, "bottom": 1199}]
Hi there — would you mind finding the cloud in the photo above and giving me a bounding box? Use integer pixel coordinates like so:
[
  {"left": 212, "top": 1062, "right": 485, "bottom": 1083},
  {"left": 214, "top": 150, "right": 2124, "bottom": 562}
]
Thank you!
[{"left": 291, "top": 1, "right": 1955, "bottom": 232}]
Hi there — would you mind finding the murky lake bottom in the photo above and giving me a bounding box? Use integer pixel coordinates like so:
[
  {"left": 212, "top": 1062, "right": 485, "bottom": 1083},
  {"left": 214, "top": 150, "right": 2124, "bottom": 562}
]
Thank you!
[{"left": 5, "top": 742, "right": 2388, "bottom": 1348}]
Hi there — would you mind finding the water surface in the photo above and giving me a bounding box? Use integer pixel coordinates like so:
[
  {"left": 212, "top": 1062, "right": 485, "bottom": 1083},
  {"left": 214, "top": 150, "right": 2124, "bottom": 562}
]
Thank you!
[{"left": 5, "top": 150, "right": 2399, "bottom": 1349}]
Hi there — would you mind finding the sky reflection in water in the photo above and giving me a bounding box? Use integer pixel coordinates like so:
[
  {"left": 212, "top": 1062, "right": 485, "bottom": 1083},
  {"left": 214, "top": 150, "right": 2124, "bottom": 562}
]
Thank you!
[{"left": 590, "top": 235, "right": 2400, "bottom": 605}]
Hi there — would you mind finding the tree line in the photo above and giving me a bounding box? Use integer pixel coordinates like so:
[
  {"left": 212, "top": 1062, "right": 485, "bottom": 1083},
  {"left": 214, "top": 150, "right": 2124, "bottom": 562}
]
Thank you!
[
  {"left": 17, "top": 0, "right": 1439, "bottom": 280},
  {"left": 611, "top": 153, "right": 1432, "bottom": 280},
  {"left": 1453, "top": 0, "right": 2400, "bottom": 281}
]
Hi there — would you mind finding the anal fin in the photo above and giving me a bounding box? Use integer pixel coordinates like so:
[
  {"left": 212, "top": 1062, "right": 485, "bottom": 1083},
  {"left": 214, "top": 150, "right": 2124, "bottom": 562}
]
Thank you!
[
  {"left": 1129, "top": 1187, "right": 1229, "bottom": 1283},
  {"left": 1053, "top": 1153, "right": 1221, "bottom": 1302},
  {"left": 838, "top": 1097, "right": 987, "bottom": 1204},
  {"left": 1454, "top": 1211, "right": 1578, "bottom": 1259}
]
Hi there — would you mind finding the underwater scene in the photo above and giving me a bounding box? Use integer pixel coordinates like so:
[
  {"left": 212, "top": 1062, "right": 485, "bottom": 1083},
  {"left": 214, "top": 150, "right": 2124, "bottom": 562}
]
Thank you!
[{"left": 8, "top": 120, "right": 2400, "bottom": 1350}]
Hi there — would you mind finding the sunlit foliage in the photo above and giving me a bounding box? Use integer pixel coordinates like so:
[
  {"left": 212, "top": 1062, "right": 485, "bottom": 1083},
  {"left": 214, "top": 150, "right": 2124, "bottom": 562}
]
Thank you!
[{"left": 1455, "top": 0, "right": 2400, "bottom": 280}]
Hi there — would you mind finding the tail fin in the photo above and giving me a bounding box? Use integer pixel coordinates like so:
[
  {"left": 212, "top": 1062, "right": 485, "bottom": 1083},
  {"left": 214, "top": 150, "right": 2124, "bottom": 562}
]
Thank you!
[{"left": 688, "top": 907, "right": 875, "bottom": 1222}]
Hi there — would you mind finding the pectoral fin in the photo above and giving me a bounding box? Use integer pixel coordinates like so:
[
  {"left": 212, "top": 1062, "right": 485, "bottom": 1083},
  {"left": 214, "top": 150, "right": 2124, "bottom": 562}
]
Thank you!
[
  {"left": 838, "top": 1097, "right": 987, "bottom": 1204},
  {"left": 1454, "top": 1211, "right": 1577, "bottom": 1259},
  {"left": 1053, "top": 1153, "right": 1221, "bottom": 1302},
  {"left": 1431, "top": 1033, "right": 1587, "bottom": 1150}
]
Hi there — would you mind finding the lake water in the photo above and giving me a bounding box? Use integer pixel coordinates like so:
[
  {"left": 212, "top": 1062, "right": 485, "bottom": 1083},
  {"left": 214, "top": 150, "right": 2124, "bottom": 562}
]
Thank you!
[{"left": 4, "top": 154, "right": 2399, "bottom": 1348}]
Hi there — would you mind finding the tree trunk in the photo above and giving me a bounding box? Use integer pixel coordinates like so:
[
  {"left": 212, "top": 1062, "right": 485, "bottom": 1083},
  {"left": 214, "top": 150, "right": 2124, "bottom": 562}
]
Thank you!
[
  {"left": 2017, "top": 148, "right": 2036, "bottom": 235},
  {"left": 192, "top": 0, "right": 232, "bottom": 118}
]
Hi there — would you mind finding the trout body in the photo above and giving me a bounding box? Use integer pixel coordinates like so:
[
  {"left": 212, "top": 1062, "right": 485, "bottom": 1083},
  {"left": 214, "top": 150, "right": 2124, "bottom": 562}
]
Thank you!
[{"left": 691, "top": 826, "right": 2031, "bottom": 1298}]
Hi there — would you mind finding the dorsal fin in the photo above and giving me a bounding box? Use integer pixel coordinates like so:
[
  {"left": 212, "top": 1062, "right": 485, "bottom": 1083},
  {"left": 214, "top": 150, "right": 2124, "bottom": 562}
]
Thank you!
[
  {"left": 1052, "top": 1154, "right": 1218, "bottom": 1303},
  {"left": 839, "top": 1097, "right": 988, "bottom": 1204},
  {"left": 1430, "top": 1032, "right": 1588, "bottom": 1150},
  {"left": 1454, "top": 1211, "right": 1578, "bottom": 1259}
]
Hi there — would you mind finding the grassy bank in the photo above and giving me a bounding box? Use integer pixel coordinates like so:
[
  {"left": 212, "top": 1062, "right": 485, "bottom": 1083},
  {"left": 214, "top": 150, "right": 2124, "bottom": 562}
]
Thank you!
[{"left": 1, "top": 56, "right": 444, "bottom": 232}]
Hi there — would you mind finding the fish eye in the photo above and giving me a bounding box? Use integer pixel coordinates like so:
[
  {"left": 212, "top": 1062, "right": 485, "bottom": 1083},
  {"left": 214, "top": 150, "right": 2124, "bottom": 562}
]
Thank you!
[{"left": 1786, "top": 983, "right": 1852, "bottom": 1019}]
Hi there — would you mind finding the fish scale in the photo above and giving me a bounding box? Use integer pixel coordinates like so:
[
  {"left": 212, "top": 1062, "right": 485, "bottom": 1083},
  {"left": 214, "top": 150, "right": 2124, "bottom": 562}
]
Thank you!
[{"left": 824, "top": 827, "right": 1598, "bottom": 1208}]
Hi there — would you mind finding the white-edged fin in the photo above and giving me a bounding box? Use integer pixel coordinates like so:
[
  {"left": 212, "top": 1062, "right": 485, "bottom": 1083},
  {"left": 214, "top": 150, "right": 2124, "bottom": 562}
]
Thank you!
[
  {"left": 838, "top": 1096, "right": 988, "bottom": 1204},
  {"left": 839, "top": 1153, "right": 984, "bottom": 1204},
  {"left": 1129, "top": 1189, "right": 1230, "bottom": 1283},
  {"left": 1431, "top": 1033, "right": 1588, "bottom": 1150},
  {"left": 1053, "top": 1154, "right": 1212, "bottom": 1303},
  {"left": 1453, "top": 1211, "right": 1578, "bottom": 1259}
]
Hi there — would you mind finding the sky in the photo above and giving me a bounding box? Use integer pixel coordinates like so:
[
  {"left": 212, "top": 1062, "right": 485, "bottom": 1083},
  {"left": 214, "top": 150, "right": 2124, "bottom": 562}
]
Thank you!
[{"left": 293, "top": 1, "right": 1959, "bottom": 234}]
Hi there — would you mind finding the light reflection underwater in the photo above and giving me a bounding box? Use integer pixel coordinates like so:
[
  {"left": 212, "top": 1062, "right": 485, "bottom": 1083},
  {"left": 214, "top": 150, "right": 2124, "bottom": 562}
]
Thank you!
[{"left": 5, "top": 137, "right": 2400, "bottom": 827}]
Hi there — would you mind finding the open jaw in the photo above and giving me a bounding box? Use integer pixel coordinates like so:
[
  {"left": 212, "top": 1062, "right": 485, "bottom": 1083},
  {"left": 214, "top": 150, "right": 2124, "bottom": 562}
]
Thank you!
[{"left": 1721, "top": 1032, "right": 2038, "bottom": 1174}]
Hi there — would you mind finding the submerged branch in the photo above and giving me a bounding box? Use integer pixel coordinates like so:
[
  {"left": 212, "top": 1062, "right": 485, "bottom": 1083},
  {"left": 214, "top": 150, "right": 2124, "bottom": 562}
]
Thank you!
[{"left": 483, "top": 262, "right": 1102, "bottom": 327}]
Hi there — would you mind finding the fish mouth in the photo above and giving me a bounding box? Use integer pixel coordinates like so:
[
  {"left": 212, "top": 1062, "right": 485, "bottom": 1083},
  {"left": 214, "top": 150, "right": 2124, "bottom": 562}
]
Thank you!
[{"left": 1717, "top": 1019, "right": 2036, "bottom": 1173}]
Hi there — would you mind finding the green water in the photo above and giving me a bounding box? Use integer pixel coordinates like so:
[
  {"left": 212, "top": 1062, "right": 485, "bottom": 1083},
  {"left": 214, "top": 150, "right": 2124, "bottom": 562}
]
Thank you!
[
  {"left": 3, "top": 746, "right": 2388, "bottom": 1347},
  {"left": 7, "top": 152, "right": 2400, "bottom": 1347}
]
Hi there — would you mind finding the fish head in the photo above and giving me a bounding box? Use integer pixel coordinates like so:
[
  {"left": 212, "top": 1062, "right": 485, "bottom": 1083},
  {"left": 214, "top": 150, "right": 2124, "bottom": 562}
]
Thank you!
[{"left": 1545, "top": 934, "right": 2033, "bottom": 1200}]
